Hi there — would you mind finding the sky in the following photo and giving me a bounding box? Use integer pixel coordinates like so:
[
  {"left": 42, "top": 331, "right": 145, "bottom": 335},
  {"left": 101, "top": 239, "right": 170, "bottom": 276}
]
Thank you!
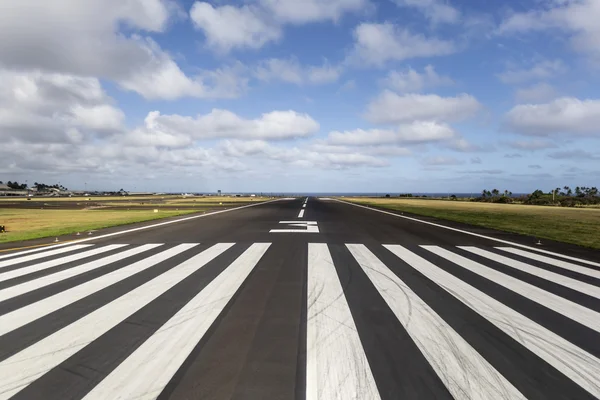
[{"left": 1, "top": 0, "right": 599, "bottom": 193}]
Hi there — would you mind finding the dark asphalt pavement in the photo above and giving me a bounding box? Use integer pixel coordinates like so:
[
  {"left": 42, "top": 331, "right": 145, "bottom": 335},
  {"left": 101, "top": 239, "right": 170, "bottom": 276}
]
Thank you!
[{"left": 0, "top": 197, "right": 599, "bottom": 400}]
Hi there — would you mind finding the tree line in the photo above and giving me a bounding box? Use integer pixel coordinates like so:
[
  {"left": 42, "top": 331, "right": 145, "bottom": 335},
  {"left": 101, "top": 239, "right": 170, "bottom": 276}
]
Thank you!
[
  {"left": 0, "top": 181, "right": 68, "bottom": 191},
  {"left": 477, "top": 186, "right": 599, "bottom": 206}
]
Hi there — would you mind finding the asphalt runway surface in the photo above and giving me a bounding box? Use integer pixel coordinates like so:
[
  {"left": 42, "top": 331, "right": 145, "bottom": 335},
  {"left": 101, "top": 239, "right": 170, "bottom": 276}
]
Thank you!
[{"left": 1, "top": 197, "right": 599, "bottom": 399}]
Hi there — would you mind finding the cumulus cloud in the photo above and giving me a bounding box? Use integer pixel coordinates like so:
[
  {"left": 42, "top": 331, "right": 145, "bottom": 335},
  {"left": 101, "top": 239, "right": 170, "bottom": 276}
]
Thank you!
[
  {"left": 254, "top": 58, "right": 341, "bottom": 85},
  {"left": 129, "top": 109, "right": 320, "bottom": 145},
  {"left": 392, "top": 0, "right": 461, "bottom": 24},
  {"left": 382, "top": 65, "right": 454, "bottom": 93},
  {"left": 1, "top": 68, "right": 366, "bottom": 180},
  {"left": 190, "top": 2, "right": 281, "bottom": 52},
  {"left": 0, "top": 0, "right": 245, "bottom": 100},
  {"left": 366, "top": 91, "right": 481, "bottom": 124},
  {"left": 220, "top": 140, "right": 389, "bottom": 169},
  {"left": 497, "top": 0, "right": 600, "bottom": 62},
  {"left": 190, "top": 0, "right": 368, "bottom": 53},
  {"left": 505, "top": 97, "right": 600, "bottom": 137},
  {"left": 327, "top": 122, "right": 456, "bottom": 146},
  {"left": 0, "top": 69, "right": 124, "bottom": 144},
  {"left": 497, "top": 60, "right": 567, "bottom": 84},
  {"left": 348, "top": 23, "right": 456, "bottom": 66}
]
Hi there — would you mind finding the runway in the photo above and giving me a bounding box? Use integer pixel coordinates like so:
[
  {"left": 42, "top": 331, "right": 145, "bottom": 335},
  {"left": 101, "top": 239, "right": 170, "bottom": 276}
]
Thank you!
[{"left": 0, "top": 197, "right": 599, "bottom": 399}]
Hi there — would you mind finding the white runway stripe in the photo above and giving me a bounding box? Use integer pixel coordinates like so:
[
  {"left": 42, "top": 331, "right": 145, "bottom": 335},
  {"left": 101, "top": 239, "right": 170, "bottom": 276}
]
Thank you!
[
  {"left": 0, "top": 244, "right": 162, "bottom": 303},
  {"left": 0, "top": 245, "right": 127, "bottom": 284},
  {"left": 0, "top": 245, "right": 69, "bottom": 261},
  {"left": 0, "top": 245, "right": 92, "bottom": 269},
  {"left": 0, "top": 245, "right": 196, "bottom": 337},
  {"left": 306, "top": 244, "right": 380, "bottom": 400},
  {"left": 498, "top": 247, "right": 600, "bottom": 280},
  {"left": 424, "top": 246, "right": 600, "bottom": 333},
  {"left": 385, "top": 244, "right": 600, "bottom": 399},
  {"left": 349, "top": 244, "right": 525, "bottom": 400},
  {"left": 298, "top": 209, "right": 305, "bottom": 218},
  {"left": 460, "top": 247, "right": 600, "bottom": 300},
  {"left": 0, "top": 243, "right": 232, "bottom": 399},
  {"left": 83, "top": 243, "right": 270, "bottom": 400}
]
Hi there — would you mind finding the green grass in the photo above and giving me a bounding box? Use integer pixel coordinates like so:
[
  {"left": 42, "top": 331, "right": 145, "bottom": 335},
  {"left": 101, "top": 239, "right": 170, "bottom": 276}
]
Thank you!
[
  {"left": 343, "top": 197, "right": 600, "bottom": 249},
  {"left": 0, "top": 209, "right": 198, "bottom": 244}
]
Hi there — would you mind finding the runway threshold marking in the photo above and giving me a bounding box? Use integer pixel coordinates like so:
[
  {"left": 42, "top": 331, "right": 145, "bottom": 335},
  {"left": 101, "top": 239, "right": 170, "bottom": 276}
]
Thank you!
[{"left": 335, "top": 199, "right": 599, "bottom": 267}]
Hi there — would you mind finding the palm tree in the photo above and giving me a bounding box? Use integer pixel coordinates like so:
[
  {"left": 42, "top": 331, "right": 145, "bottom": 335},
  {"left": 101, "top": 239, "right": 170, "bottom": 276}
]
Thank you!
[
  {"left": 575, "top": 186, "right": 582, "bottom": 197},
  {"left": 564, "top": 186, "right": 572, "bottom": 196},
  {"left": 481, "top": 189, "right": 487, "bottom": 198},
  {"left": 491, "top": 189, "right": 500, "bottom": 197}
]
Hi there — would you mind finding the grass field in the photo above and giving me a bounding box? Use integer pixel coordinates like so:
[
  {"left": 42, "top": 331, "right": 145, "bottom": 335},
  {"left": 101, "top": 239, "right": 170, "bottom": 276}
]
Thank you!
[
  {"left": 0, "top": 195, "right": 270, "bottom": 244},
  {"left": 0, "top": 209, "right": 200, "bottom": 244},
  {"left": 343, "top": 197, "right": 600, "bottom": 249}
]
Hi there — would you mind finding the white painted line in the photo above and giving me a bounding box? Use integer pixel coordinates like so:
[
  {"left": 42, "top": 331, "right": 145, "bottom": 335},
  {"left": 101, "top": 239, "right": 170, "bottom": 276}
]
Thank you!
[
  {"left": 349, "top": 244, "right": 525, "bottom": 400},
  {"left": 0, "top": 243, "right": 233, "bottom": 399},
  {"left": 460, "top": 247, "right": 600, "bottom": 300},
  {"left": 302, "top": 204, "right": 306, "bottom": 208},
  {"left": 423, "top": 246, "right": 600, "bottom": 333},
  {"left": 335, "top": 199, "right": 600, "bottom": 267},
  {"left": 83, "top": 243, "right": 270, "bottom": 400},
  {"left": 0, "top": 245, "right": 126, "bottom": 284},
  {"left": 270, "top": 221, "right": 319, "bottom": 233},
  {"left": 0, "top": 245, "right": 92, "bottom": 269},
  {"left": 307, "top": 244, "right": 379, "bottom": 400},
  {"left": 385, "top": 244, "right": 600, "bottom": 399},
  {"left": 0, "top": 245, "right": 75, "bottom": 261},
  {"left": 0, "top": 244, "right": 197, "bottom": 336},
  {"left": 297, "top": 209, "right": 305, "bottom": 218},
  {"left": 0, "top": 244, "right": 162, "bottom": 304},
  {"left": 497, "top": 247, "right": 600, "bottom": 279},
  {"left": 0, "top": 198, "right": 283, "bottom": 259}
]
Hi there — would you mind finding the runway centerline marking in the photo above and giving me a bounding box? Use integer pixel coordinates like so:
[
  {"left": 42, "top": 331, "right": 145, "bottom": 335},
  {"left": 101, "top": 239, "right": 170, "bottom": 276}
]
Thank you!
[{"left": 298, "top": 209, "right": 305, "bottom": 218}]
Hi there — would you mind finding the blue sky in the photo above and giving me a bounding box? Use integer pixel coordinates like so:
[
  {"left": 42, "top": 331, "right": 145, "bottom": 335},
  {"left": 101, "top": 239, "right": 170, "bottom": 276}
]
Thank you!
[{"left": 1, "top": 0, "right": 599, "bottom": 193}]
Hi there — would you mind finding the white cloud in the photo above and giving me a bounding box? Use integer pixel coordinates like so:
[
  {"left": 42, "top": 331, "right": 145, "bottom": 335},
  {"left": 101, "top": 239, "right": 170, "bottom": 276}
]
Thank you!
[
  {"left": 446, "top": 138, "right": 487, "bottom": 153},
  {"left": 0, "top": 69, "right": 124, "bottom": 144},
  {"left": 497, "top": 0, "right": 600, "bottom": 61},
  {"left": 327, "top": 122, "right": 456, "bottom": 146},
  {"left": 0, "top": 0, "right": 242, "bottom": 100},
  {"left": 130, "top": 109, "right": 320, "bottom": 145},
  {"left": 220, "top": 140, "right": 389, "bottom": 169},
  {"left": 190, "top": 0, "right": 368, "bottom": 53},
  {"left": 383, "top": 65, "right": 453, "bottom": 93},
  {"left": 366, "top": 91, "right": 481, "bottom": 124},
  {"left": 515, "top": 83, "right": 558, "bottom": 103},
  {"left": 392, "top": 0, "right": 461, "bottom": 24},
  {"left": 254, "top": 58, "right": 341, "bottom": 85},
  {"left": 190, "top": 2, "right": 281, "bottom": 53},
  {"left": 259, "top": 0, "right": 369, "bottom": 24},
  {"left": 422, "top": 156, "right": 464, "bottom": 166},
  {"left": 497, "top": 60, "right": 567, "bottom": 84},
  {"left": 348, "top": 23, "right": 456, "bottom": 66},
  {"left": 308, "top": 63, "right": 342, "bottom": 84},
  {"left": 505, "top": 97, "right": 600, "bottom": 137}
]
